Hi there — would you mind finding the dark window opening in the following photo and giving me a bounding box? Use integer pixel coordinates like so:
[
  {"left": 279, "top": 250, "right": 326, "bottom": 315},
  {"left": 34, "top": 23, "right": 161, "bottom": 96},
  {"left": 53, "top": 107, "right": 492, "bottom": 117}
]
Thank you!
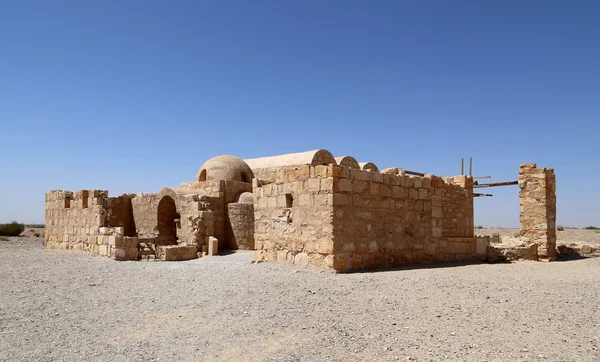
[
  {"left": 285, "top": 193, "right": 294, "bottom": 208},
  {"left": 199, "top": 169, "right": 207, "bottom": 181},
  {"left": 241, "top": 171, "right": 251, "bottom": 183}
]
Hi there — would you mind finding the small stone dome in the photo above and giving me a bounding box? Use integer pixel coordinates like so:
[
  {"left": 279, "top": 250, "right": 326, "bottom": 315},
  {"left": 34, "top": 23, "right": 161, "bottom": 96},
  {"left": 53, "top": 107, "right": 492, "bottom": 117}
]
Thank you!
[
  {"left": 197, "top": 155, "right": 254, "bottom": 183},
  {"left": 237, "top": 192, "right": 254, "bottom": 204}
]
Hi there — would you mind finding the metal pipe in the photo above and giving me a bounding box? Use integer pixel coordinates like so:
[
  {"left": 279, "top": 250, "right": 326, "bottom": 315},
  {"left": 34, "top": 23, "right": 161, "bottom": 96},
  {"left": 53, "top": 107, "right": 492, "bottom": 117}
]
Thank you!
[{"left": 469, "top": 157, "right": 472, "bottom": 176}]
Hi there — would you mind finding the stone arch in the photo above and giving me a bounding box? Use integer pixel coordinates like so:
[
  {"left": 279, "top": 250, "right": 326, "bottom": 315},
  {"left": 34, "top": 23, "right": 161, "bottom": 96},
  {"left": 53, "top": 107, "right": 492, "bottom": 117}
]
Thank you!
[
  {"left": 198, "top": 169, "right": 207, "bottom": 181},
  {"left": 156, "top": 195, "right": 179, "bottom": 245}
]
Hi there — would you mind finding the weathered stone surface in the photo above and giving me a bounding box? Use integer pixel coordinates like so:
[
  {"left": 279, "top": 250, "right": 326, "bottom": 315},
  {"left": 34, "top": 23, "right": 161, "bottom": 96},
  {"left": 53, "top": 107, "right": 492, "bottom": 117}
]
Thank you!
[{"left": 519, "top": 164, "right": 557, "bottom": 260}]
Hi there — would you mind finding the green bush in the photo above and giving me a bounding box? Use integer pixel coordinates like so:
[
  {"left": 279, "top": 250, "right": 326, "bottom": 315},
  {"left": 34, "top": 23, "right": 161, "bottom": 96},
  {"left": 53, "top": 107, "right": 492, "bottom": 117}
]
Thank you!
[
  {"left": 0, "top": 221, "right": 25, "bottom": 236},
  {"left": 476, "top": 225, "right": 484, "bottom": 229},
  {"left": 585, "top": 226, "right": 600, "bottom": 230}
]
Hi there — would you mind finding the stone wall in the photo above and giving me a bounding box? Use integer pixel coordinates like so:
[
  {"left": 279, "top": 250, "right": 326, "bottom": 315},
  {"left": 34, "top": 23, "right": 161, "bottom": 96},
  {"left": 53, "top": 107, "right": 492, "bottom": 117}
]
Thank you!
[
  {"left": 442, "top": 176, "right": 474, "bottom": 238},
  {"left": 227, "top": 203, "right": 255, "bottom": 249},
  {"left": 253, "top": 164, "right": 479, "bottom": 272},
  {"left": 45, "top": 190, "right": 109, "bottom": 248},
  {"left": 131, "top": 187, "right": 219, "bottom": 247},
  {"left": 519, "top": 163, "right": 557, "bottom": 260},
  {"left": 179, "top": 180, "right": 252, "bottom": 249},
  {"left": 107, "top": 194, "right": 136, "bottom": 237},
  {"left": 253, "top": 165, "right": 335, "bottom": 269}
]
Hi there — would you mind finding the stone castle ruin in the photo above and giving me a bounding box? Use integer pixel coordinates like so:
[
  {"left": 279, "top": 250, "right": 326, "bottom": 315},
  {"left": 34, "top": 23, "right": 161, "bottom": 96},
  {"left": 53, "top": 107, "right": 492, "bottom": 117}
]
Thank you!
[{"left": 44, "top": 149, "right": 557, "bottom": 272}]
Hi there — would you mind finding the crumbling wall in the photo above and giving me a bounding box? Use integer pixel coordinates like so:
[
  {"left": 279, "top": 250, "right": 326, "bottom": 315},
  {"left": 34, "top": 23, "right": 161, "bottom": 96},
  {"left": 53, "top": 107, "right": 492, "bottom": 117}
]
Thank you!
[
  {"left": 131, "top": 193, "right": 160, "bottom": 238},
  {"left": 179, "top": 180, "right": 252, "bottom": 249},
  {"left": 253, "top": 165, "right": 478, "bottom": 272},
  {"left": 131, "top": 187, "right": 219, "bottom": 247},
  {"left": 441, "top": 176, "right": 474, "bottom": 238},
  {"left": 107, "top": 194, "right": 136, "bottom": 237},
  {"left": 45, "top": 190, "right": 109, "bottom": 250},
  {"left": 519, "top": 163, "right": 557, "bottom": 260}
]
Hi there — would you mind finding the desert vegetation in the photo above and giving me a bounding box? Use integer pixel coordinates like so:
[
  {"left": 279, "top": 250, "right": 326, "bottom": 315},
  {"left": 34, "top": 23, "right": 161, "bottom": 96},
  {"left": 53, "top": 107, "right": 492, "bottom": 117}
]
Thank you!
[{"left": 0, "top": 221, "right": 25, "bottom": 236}]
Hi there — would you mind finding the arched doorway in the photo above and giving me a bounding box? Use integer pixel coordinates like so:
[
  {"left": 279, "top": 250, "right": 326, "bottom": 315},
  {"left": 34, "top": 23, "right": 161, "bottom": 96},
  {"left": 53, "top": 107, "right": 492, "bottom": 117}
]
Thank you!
[{"left": 157, "top": 196, "right": 179, "bottom": 245}]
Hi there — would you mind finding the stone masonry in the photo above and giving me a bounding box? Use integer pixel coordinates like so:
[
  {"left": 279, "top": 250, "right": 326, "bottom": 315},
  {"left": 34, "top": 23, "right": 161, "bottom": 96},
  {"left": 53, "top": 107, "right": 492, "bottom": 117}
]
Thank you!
[
  {"left": 44, "top": 149, "right": 558, "bottom": 270},
  {"left": 519, "top": 163, "right": 557, "bottom": 260}
]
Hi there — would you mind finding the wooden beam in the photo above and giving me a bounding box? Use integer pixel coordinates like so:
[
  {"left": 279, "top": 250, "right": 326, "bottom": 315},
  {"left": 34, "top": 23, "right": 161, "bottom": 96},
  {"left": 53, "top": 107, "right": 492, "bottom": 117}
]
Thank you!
[
  {"left": 473, "top": 180, "right": 518, "bottom": 188},
  {"left": 474, "top": 193, "right": 493, "bottom": 197},
  {"left": 405, "top": 170, "right": 425, "bottom": 177}
]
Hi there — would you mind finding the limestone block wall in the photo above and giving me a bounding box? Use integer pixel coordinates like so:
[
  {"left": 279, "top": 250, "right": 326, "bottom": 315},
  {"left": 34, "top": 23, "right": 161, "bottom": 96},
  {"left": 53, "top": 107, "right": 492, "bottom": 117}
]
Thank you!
[
  {"left": 131, "top": 193, "right": 160, "bottom": 238},
  {"left": 45, "top": 190, "right": 109, "bottom": 249},
  {"left": 253, "top": 165, "right": 478, "bottom": 272},
  {"left": 253, "top": 165, "right": 335, "bottom": 269},
  {"left": 131, "top": 187, "right": 219, "bottom": 246},
  {"left": 107, "top": 194, "right": 136, "bottom": 237},
  {"left": 519, "top": 163, "right": 557, "bottom": 260},
  {"left": 180, "top": 180, "right": 252, "bottom": 249},
  {"left": 329, "top": 167, "right": 477, "bottom": 271},
  {"left": 228, "top": 203, "right": 255, "bottom": 250},
  {"left": 441, "top": 176, "right": 474, "bottom": 238}
]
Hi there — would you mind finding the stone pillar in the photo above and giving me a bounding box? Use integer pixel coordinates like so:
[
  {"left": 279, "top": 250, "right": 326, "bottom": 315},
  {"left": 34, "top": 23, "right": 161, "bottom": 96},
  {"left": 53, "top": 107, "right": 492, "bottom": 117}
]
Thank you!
[{"left": 519, "top": 163, "right": 556, "bottom": 260}]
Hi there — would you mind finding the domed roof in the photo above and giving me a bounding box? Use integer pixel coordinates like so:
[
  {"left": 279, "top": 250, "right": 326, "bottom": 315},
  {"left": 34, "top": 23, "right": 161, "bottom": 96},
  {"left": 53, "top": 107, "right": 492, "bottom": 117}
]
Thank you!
[
  {"left": 237, "top": 192, "right": 254, "bottom": 204},
  {"left": 197, "top": 155, "right": 254, "bottom": 183}
]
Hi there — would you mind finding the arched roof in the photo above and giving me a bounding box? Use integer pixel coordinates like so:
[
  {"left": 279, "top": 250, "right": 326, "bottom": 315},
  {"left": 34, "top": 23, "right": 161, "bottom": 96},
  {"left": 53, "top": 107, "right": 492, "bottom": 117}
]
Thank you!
[
  {"left": 334, "top": 156, "right": 360, "bottom": 169},
  {"left": 358, "top": 162, "right": 379, "bottom": 172},
  {"left": 244, "top": 149, "right": 337, "bottom": 169}
]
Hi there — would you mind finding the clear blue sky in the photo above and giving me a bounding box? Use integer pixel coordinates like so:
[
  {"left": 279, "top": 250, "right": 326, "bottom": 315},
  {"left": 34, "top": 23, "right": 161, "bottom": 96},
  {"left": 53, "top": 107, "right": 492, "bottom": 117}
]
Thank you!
[{"left": 1, "top": 0, "right": 598, "bottom": 227}]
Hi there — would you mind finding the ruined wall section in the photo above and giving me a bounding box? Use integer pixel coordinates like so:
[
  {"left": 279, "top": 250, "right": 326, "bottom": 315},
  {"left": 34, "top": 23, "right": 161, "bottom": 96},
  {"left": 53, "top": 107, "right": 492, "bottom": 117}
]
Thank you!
[
  {"left": 131, "top": 188, "right": 219, "bottom": 247},
  {"left": 329, "top": 166, "right": 477, "bottom": 271},
  {"left": 180, "top": 180, "right": 252, "bottom": 249},
  {"left": 519, "top": 163, "right": 557, "bottom": 260},
  {"left": 45, "top": 190, "right": 109, "bottom": 250},
  {"left": 441, "top": 175, "right": 474, "bottom": 238},
  {"left": 253, "top": 165, "right": 335, "bottom": 269},
  {"left": 107, "top": 194, "right": 136, "bottom": 237}
]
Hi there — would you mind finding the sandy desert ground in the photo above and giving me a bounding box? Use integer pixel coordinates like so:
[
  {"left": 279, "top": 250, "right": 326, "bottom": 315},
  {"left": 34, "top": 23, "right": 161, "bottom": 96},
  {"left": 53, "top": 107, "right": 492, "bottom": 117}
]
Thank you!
[{"left": 0, "top": 236, "right": 599, "bottom": 362}]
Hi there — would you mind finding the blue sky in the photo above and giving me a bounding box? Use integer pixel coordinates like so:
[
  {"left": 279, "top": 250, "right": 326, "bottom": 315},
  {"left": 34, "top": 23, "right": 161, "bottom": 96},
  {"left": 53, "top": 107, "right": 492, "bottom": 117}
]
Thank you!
[{"left": 0, "top": 0, "right": 598, "bottom": 227}]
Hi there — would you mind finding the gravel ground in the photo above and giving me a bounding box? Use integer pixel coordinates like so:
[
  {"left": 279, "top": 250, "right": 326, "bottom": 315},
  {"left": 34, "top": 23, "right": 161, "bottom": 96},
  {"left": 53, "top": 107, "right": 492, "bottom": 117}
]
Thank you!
[
  {"left": 476, "top": 228, "right": 600, "bottom": 246},
  {"left": 1, "top": 237, "right": 599, "bottom": 362}
]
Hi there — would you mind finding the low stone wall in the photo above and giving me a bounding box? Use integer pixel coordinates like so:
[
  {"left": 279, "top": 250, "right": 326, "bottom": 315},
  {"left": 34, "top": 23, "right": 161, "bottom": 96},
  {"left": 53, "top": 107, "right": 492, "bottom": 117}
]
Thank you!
[{"left": 46, "top": 232, "right": 139, "bottom": 261}]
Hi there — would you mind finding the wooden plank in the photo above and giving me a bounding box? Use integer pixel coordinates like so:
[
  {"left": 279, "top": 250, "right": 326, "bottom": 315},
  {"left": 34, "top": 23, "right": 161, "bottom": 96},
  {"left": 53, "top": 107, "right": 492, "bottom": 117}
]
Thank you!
[
  {"left": 474, "top": 193, "right": 493, "bottom": 197},
  {"left": 473, "top": 180, "right": 518, "bottom": 188}
]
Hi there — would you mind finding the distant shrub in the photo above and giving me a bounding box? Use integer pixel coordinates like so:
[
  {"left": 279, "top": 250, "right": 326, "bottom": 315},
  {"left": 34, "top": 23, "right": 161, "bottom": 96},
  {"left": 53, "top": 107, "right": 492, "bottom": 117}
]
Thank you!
[
  {"left": 557, "top": 225, "right": 565, "bottom": 231},
  {"left": 0, "top": 236, "right": 9, "bottom": 241},
  {"left": 0, "top": 222, "right": 25, "bottom": 236},
  {"left": 34, "top": 232, "right": 41, "bottom": 237},
  {"left": 476, "top": 225, "right": 484, "bottom": 229},
  {"left": 585, "top": 226, "right": 600, "bottom": 230}
]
